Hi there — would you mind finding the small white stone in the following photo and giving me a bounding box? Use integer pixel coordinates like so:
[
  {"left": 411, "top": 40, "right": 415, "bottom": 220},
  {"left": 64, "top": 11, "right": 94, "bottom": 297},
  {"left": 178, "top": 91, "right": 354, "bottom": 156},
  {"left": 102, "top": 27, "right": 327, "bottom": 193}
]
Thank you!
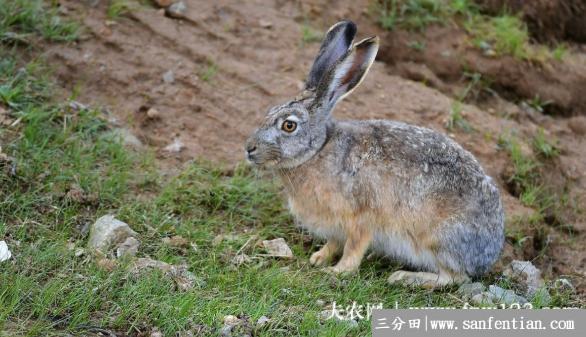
[
  {"left": 163, "top": 70, "right": 175, "bottom": 84},
  {"left": 0, "top": 241, "right": 12, "bottom": 262},
  {"left": 163, "top": 138, "right": 185, "bottom": 153},
  {"left": 116, "top": 237, "right": 140, "bottom": 258},
  {"left": 256, "top": 315, "right": 270, "bottom": 327},
  {"left": 87, "top": 215, "right": 138, "bottom": 253},
  {"left": 166, "top": 1, "right": 187, "bottom": 18},
  {"left": 261, "top": 238, "right": 293, "bottom": 258}
]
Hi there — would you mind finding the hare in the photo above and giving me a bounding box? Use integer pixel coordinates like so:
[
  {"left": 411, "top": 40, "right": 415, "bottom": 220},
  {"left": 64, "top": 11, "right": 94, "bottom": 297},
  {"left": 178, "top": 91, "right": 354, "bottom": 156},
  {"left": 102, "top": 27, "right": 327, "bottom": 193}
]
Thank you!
[{"left": 245, "top": 21, "right": 504, "bottom": 288}]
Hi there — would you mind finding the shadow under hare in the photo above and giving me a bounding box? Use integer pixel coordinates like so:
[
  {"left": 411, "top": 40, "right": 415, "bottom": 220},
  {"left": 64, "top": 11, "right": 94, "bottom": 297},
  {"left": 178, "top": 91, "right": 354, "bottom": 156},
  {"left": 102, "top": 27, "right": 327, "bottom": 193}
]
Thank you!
[{"left": 245, "top": 21, "right": 504, "bottom": 288}]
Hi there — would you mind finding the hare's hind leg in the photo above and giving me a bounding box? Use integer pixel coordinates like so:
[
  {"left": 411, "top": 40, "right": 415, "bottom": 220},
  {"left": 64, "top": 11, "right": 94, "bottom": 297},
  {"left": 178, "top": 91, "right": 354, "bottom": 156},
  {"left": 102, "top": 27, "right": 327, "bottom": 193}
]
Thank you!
[
  {"left": 388, "top": 270, "right": 469, "bottom": 289},
  {"left": 310, "top": 240, "right": 341, "bottom": 267}
]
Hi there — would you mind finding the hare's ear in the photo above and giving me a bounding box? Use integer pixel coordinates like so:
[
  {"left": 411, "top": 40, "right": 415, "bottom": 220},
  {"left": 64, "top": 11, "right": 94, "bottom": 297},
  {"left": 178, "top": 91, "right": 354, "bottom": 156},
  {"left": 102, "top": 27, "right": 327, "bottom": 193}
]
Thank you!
[
  {"left": 315, "top": 36, "right": 379, "bottom": 110},
  {"left": 305, "top": 21, "right": 357, "bottom": 90}
]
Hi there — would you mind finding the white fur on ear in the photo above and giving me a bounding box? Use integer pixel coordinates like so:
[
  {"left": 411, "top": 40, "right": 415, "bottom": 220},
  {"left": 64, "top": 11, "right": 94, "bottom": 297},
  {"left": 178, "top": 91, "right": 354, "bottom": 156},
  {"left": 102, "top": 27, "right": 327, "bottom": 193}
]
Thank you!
[{"left": 326, "top": 36, "right": 379, "bottom": 105}]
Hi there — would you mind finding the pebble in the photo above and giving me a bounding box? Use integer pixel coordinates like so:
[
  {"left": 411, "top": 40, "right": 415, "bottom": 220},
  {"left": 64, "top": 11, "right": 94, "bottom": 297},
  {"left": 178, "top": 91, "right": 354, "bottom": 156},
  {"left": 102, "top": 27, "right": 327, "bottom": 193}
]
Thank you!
[
  {"left": 87, "top": 215, "right": 138, "bottom": 253},
  {"left": 166, "top": 1, "right": 187, "bottom": 19},
  {"left": 457, "top": 282, "right": 486, "bottom": 300},
  {"left": 0, "top": 241, "right": 12, "bottom": 262},
  {"left": 163, "top": 70, "right": 175, "bottom": 84},
  {"left": 261, "top": 238, "right": 293, "bottom": 258},
  {"left": 504, "top": 260, "right": 547, "bottom": 300},
  {"left": 163, "top": 138, "right": 185, "bottom": 153},
  {"left": 259, "top": 19, "right": 273, "bottom": 29},
  {"left": 146, "top": 107, "right": 161, "bottom": 119},
  {"left": 256, "top": 316, "right": 270, "bottom": 327},
  {"left": 116, "top": 236, "right": 140, "bottom": 258},
  {"left": 488, "top": 285, "right": 528, "bottom": 305}
]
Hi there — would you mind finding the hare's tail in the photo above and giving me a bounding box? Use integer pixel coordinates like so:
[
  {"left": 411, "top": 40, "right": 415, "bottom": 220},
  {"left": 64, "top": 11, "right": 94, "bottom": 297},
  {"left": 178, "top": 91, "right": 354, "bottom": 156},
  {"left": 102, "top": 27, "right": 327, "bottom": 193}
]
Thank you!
[{"left": 436, "top": 176, "right": 505, "bottom": 278}]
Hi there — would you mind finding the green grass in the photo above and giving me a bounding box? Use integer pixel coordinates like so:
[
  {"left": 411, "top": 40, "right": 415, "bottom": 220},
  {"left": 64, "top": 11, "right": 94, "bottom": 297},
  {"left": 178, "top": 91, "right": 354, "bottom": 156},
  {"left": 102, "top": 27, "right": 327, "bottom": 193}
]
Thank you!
[
  {"left": 373, "top": 0, "right": 477, "bottom": 31},
  {"left": 532, "top": 128, "right": 559, "bottom": 159},
  {"left": 2, "top": 53, "right": 575, "bottom": 336},
  {"left": 200, "top": 61, "right": 218, "bottom": 83},
  {"left": 0, "top": 0, "right": 78, "bottom": 43},
  {"left": 526, "top": 94, "right": 552, "bottom": 114},
  {"left": 372, "top": 0, "right": 560, "bottom": 61},
  {"left": 0, "top": 2, "right": 580, "bottom": 335},
  {"left": 0, "top": 52, "right": 465, "bottom": 336},
  {"left": 466, "top": 15, "right": 530, "bottom": 59},
  {"left": 300, "top": 23, "right": 322, "bottom": 45},
  {"left": 107, "top": 0, "right": 136, "bottom": 19},
  {"left": 445, "top": 101, "right": 472, "bottom": 132},
  {"left": 0, "top": 53, "right": 578, "bottom": 336},
  {"left": 497, "top": 134, "right": 565, "bottom": 226}
]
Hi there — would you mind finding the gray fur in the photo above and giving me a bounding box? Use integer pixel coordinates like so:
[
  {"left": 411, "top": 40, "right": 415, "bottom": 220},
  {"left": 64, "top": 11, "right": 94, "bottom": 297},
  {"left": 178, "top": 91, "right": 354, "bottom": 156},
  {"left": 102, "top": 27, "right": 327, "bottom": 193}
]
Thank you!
[{"left": 245, "top": 21, "right": 504, "bottom": 278}]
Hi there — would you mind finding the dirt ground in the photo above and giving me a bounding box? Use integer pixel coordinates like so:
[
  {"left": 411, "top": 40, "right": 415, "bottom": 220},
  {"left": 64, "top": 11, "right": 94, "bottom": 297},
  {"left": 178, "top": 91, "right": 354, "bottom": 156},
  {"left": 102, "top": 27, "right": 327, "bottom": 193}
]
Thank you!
[{"left": 48, "top": 0, "right": 586, "bottom": 296}]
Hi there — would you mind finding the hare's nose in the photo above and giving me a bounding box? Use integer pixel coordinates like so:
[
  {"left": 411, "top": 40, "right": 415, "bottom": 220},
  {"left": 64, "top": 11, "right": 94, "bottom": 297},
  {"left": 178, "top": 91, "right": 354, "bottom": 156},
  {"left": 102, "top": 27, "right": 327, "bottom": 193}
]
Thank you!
[
  {"left": 246, "top": 145, "right": 257, "bottom": 154},
  {"left": 245, "top": 141, "right": 257, "bottom": 155}
]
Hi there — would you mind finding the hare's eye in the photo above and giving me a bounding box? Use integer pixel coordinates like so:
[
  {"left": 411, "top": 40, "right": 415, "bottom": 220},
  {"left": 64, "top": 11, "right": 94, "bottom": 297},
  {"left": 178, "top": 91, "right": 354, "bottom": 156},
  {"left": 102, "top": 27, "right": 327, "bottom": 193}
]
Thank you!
[{"left": 281, "top": 120, "right": 297, "bottom": 133}]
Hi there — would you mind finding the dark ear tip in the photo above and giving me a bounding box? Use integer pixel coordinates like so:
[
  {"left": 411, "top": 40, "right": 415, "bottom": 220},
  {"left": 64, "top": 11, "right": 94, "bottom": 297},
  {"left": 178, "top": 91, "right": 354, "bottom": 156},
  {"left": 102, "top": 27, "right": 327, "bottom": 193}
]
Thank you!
[
  {"left": 328, "top": 20, "right": 357, "bottom": 40},
  {"left": 356, "top": 36, "right": 380, "bottom": 48}
]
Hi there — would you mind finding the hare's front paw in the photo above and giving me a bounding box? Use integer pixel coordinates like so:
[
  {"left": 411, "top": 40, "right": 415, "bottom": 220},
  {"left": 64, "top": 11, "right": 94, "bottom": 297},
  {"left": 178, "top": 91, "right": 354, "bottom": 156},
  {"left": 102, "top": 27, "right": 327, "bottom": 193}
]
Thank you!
[
  {"left": 309, "top": 250, "right": 331, "bottom": 267},
  {"left": 309, "top": 241, "right": 340, "bottom": 267},
  {"left": 326, "top": 262, "right": 358, "bottom": 275}
]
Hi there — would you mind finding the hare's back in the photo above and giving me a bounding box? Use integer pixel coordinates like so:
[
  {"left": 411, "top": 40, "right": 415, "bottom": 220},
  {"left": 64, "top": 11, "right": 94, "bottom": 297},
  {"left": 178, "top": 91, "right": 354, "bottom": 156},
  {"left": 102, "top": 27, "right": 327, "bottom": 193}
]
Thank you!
[{"left": 335, "top": 120, "right": 487, "bottom": 193}]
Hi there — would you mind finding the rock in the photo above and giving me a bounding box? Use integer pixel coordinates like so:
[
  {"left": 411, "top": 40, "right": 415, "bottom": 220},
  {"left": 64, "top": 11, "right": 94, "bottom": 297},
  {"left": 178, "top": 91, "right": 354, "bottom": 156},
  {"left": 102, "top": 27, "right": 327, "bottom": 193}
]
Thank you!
[
  {"left": 150, "top": 328, "right": 163, "bottom": 337},
  {"left": 162, "top": 70, "right": 175, "bottom": 84},
  {"left": 319, "top": 309, "right": 333, "bottom": 321},
  {"left": 87, "top": 215, "right": 138, "bottom": 253},
  {"left": 116, "top": 237, "right": 140, "bottom": 258},
  {"left": 0, "top": 105, "right": 14, "bottom": 126},
  {"left": 65, "top": 183, "right": 97, "bottom": 204},
  {"left": 96, "top": 258, "right": 116, "bottom": 271},
  {"left": 261, "top": 238, "right": 293, "bottom": 258},
  {"left": 165, "top": 1, "right": 187, "bottom": 19},
  {"left": 162, "top": 235, "right": 189, "bottom": 248},
  {"left": 74, "top": 248, "right": 85, "bottom": 257},
  {"left": 109, "top": 128, "right": 143, "bottom": 148},
  {"left": 470, "top": 292, "right": 494, "bottom": 306},
  {"left": 163, "top": 138, "right": 185, "bottom": 153},
  {"left": 146, "top": 107, "right": 161, "bottom": 119},
  {"left": 171, "top": 265, "right": 199, "bottom": 291},
  {"left": 488, "top": 285, "right": 528, "bottom": 305},
  {"left": 131, "top": 257, "right": 173, "bottom": 273},
  {"left": 67, "top": 100, "right": 88, "bottom": 111},
  {"left": 231, "top": 253, "right": 251, "bottom": 265},
  {"left": 0, "top": 241, "right": 12, "bottom": 262},
  {"left": 212, "top": 233, "right": 239, "bottom": 246},
  {"left": 0, "top": 147, "right": 16, "bottom": 176},
  {"left": 130, "top": 257, "right": 200, "bottom": 291},
  {"left": 65, "top": 184, "right": 85, "bottom": 203},
  {"left": 256, "top": 316, "right": 270, "bottom": 327},
  {"left": 258, "top": 19, "right": 273, "bottom": 29},
  {"left": 457, "top": 282, "right": 486, "bottom": 300},
  {"left": 503, "top": 260, "right": 545, "bottom": 299},
  {"left": 554, "top": 278, "right": 576, "bottom": 294},
  {"left": 221, "top": 315, "right": 241, "bottom": 336},
  {"left": 154, "top": 0, "right": 174, "bottom": 7}
]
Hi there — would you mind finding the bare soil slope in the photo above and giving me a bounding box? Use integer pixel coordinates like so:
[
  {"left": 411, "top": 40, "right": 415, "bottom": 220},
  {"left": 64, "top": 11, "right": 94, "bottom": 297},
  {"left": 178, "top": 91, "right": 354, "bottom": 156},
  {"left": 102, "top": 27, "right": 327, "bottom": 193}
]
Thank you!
[{"left": 49, "top": 0, "right": 586, "bottom": 296}]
